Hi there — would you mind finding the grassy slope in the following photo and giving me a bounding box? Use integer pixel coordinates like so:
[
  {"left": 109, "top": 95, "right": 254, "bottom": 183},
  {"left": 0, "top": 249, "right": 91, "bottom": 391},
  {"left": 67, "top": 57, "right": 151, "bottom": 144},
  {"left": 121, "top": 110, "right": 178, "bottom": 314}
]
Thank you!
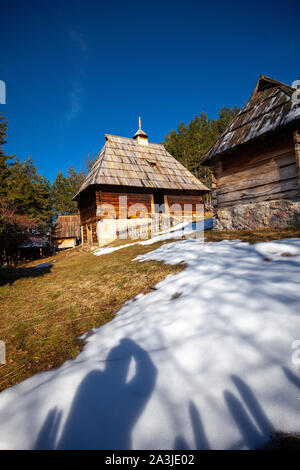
[
  {"left": 205, "top": 226, "right": 300, "bottom": 243},
  {"left": 1, "top": 225, "right": 300, "bottom": 392},
  {"left": 0, "top": 243, "right": 182, "bottom": 391}
]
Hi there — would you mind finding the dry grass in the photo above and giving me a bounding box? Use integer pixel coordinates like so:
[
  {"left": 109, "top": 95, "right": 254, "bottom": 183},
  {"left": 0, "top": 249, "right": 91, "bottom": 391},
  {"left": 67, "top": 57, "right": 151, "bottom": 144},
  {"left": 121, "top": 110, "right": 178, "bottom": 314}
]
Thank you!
[
  {"left": 0, "top": 242, "right": 182, "bottom": 391},
  {"left": 205, "top": 226, "right": 300, "bottom": 244},
  {"left": 1, "top": 224, "right": 300, "bottom": 392}
]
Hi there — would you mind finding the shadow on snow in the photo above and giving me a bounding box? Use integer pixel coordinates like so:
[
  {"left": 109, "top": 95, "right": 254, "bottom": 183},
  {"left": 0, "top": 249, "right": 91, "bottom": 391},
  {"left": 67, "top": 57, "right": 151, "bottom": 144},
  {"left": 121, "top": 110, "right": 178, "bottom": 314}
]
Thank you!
[{"left": 34, "top": 338, "right": 157, "bottom": 450}]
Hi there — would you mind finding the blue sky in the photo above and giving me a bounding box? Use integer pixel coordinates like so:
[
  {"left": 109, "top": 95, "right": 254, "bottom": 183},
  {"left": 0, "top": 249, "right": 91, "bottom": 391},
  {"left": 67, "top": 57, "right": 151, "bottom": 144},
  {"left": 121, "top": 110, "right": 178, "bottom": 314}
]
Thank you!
[{"left": 1, "top": 0, "right": 299, "bottom": 181}]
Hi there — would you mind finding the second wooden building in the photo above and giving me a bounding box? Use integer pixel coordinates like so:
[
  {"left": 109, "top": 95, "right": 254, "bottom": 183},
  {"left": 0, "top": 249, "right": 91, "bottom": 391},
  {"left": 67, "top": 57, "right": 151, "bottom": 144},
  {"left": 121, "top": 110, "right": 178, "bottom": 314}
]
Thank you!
[{"left": 202, "top": 75, "right": 300, "bottom": 230}]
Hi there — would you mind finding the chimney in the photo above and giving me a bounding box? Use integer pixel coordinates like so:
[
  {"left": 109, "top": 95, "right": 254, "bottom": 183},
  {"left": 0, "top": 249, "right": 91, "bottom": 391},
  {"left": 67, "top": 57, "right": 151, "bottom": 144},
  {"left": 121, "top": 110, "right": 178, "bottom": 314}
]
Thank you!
[{"left": 133, "top": 116, "right": 148, "bottom": 145}]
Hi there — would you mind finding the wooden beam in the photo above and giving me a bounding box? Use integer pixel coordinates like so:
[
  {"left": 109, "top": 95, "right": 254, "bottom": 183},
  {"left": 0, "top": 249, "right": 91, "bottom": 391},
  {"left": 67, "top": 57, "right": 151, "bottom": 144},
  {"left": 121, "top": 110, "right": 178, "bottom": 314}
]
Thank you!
[
  {"left": 217, "top": 162, "right": 297, "bottom": 195},
  {"left": 218, "top": 188, "right": 299, "bottom": 208}
]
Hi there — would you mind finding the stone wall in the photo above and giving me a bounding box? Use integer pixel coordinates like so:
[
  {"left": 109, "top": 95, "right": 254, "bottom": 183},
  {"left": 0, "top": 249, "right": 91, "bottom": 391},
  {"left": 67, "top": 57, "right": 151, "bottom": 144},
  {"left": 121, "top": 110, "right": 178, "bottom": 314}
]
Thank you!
[{"left": 213, "top": 200, "right": 300, "bottom": 230}]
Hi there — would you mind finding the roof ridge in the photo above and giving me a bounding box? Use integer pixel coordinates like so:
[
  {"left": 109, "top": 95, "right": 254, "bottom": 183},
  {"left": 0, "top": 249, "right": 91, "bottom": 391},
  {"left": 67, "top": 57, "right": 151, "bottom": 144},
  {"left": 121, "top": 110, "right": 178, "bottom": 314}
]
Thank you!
[
  {"left": 259, "top": 75, "right": 294, "bottom": 92},
  {"left": 250, "top": 75, "right": 294, "bottom": 102},
  {"left": 104, "top": 134, "right": 163, "bottom": 146}
]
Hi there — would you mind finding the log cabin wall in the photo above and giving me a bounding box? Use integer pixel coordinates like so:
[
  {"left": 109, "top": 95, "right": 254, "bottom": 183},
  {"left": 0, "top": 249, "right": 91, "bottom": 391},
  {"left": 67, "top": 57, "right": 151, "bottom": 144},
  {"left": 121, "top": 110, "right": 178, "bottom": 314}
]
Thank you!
[
  {"left": 78, "top": 189, "right": 154, "bottom": 246},
  {"left": 78, "top": 187, "right": 206, "bottom": 245},
  {"left": 77, "top": 189, "right": 98, "bottom": 245},
  {"left": 97, "top": 189, "right": 204, "bottom": 219},
  {"left": 91, "top": 222, "right": 98, "bottom": 244},
  {"left": 294, "top": 129, "right": 300, "bottom": 189},
  {"left": 82, "top": 225, "right": 87, "bottom": 244},
  {"left": 78, "top": 189, "right": 97, "bottom": 225},
  {"left": 165, "top": 194, "right": 204, "bottom": 217},
  {"left": 212, "top": 130, "right": 300, "bottom": 210},
  {"left": 99, "top": 190, "right": 153, "bottom": 218}
]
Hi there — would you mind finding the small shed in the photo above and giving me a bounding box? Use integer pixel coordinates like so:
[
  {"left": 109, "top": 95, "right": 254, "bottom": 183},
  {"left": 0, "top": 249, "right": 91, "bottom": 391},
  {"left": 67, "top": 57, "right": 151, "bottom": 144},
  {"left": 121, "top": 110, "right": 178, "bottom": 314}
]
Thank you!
[
  {"left": 52, "top": 215, "right": 81, "bottom": 249},
  {"left": 73, "top": 119, "right": 210, "bottom": 246},
  {"left": 202, "top": 75, "right": 300, "bottom": 230},
  {"left": 19, "top": 236, "right": 51, "bottom": 259}
]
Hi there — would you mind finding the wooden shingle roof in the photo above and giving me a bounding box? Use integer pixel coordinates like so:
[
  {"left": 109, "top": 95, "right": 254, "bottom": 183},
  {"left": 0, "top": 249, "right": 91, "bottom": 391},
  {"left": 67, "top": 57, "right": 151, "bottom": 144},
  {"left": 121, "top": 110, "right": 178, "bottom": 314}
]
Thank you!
[
  {"left": 203, "top": 76, "right": 300, "bottom": 164},
  {"left": 52, "top": 215, "right": 80, "bottom": 239},
  {"left": 74, "top": 134, "right": 209, "bottom": 199}
]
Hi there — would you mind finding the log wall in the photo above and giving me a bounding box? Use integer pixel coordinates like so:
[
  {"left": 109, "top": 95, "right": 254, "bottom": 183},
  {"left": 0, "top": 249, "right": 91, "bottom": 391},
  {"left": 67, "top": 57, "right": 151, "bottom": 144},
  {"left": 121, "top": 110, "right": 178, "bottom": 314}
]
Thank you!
[
  {"left": 165, "top": 194, "right": 204, "bottom": 216},
  {"left": 78, "top": 188, "right": 206, "bottom": 245},
  {"left": 99, "top": 191, "right": 153, "bottom": 218},
  {"left": 78, "top": 190, "right": 96, "bottom": 225},
  {"left": 212, "top": 131, "right": 300, "bottom": 209},
  {"left": 82, "top": 225, "right": 87, "bottom": 244}
]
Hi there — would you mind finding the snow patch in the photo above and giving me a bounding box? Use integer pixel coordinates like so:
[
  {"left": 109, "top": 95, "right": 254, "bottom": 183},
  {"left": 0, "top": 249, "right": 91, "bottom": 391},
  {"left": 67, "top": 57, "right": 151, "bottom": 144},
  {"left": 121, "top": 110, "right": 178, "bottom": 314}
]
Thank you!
[
  {"left": 0, "top": 237, "right": 299, "bottom": 449},
  {"left": 93, "top": 219, "right": 213, "bottom": 256}
]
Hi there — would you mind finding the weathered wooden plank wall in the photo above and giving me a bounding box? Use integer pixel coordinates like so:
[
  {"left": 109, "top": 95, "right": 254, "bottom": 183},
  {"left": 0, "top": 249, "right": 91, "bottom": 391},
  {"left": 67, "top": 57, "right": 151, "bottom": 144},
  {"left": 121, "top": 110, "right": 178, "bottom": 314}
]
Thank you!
[
  {"left": 100, "top": 191, "right": 152, "bottom": 218},
  {"left": 294, "top": 129, "right": 300, "bottom": 189},
  {"left": 166, "top": 194, "right": 204, "bottom": 216},
  {"left": 78, "top": 190, "right": 97, "bottom": 225},
  {"left": 92, "top": 222, "right": 98, "bottom": 244},
  {"left": 213, "top": 131, "right": 300, "bottom": 209},
  {"left": 82, "top": 225, "right": 87, "bottom": 244}
]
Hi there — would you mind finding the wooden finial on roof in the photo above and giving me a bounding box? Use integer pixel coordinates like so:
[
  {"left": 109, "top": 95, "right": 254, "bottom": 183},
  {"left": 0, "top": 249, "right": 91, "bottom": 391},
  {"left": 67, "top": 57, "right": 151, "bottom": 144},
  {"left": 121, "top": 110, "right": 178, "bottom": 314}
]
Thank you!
[{"left": 133, "top": 116, "right": 148, "bottom": 143}]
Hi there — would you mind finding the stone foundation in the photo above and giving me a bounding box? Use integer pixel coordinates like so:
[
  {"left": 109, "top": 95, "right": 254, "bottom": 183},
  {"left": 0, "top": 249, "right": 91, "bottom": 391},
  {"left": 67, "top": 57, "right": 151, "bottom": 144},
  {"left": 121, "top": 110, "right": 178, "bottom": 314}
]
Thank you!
[{"left": 214, "top": 200, "right": 300, "bottom": 231}]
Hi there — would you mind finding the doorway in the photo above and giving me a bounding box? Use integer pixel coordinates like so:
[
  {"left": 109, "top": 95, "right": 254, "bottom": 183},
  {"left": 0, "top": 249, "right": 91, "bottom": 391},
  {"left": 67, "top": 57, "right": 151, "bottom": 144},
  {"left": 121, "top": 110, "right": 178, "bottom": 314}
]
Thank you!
[{"left": 153, "top": 192, "right": 165, "bottom": 213}]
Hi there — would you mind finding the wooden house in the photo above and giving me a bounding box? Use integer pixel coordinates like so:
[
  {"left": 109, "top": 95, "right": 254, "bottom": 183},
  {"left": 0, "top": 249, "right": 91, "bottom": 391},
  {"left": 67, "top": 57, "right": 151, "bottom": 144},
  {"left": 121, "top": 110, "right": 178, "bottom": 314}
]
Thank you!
[
  {"left": 73, "top": 119, "right": 210, "bottom": 246},
  {"left": 52, "top": 215, "right": 81, "bottom": 249},
  {"left": 202, "top": 76, "right": 300, "bottom": 230}
]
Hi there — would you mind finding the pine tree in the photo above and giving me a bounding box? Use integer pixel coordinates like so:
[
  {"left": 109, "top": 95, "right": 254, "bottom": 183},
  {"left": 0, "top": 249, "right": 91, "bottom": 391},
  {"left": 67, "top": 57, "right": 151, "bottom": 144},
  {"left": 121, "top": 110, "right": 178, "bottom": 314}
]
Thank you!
[
  {"left": 163, "top": 106, "right": 240, "bottom": 188},
  {"left": 211, "top": 106, "right": 240, "bottom": 140},
  {"left": 52, "top": 171, "right": 72, "bottom": 216},
  {"left": 0, "top": 113, "right": 14, "bottom": 197},
  {"left": 51, "top": 166, "right": 85, "bottom": 217},
  {"left": 0, "top": 113, "right": 53, "bottom": 262},
  {"left": 51, "top": 163, "right": 87, "bottom": 219},
  {"left": 6, "top": 157, "right": 52, "bottom": 228},
  {"left": 67, "top": 165, "right": 85, "bottom": 199}
]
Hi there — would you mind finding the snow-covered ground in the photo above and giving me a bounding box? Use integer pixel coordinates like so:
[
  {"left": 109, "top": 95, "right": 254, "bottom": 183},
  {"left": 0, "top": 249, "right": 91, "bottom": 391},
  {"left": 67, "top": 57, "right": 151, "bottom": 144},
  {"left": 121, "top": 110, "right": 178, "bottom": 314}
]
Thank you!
[
  {"left": 0, "top": 237, "right": 300, "bottom": 450},
  {"left": 93, "top": 218, "right": 213, "bottom": 256}
]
